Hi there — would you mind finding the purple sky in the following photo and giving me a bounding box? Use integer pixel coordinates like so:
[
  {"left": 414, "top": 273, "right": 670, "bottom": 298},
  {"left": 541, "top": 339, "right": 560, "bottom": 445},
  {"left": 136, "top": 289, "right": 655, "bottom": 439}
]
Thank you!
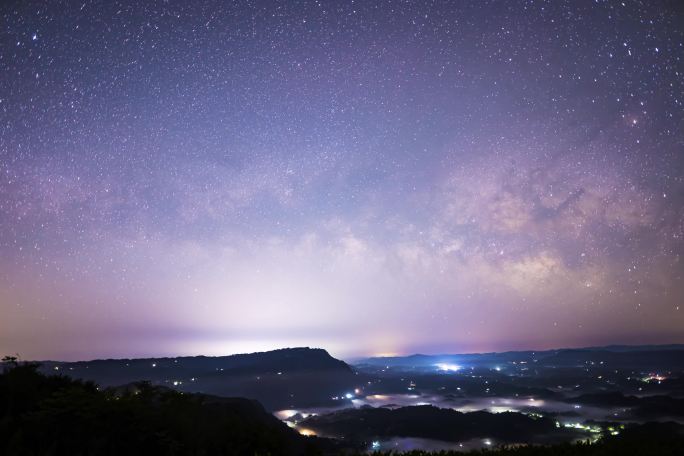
[{"left": 1, "top": 0, "right": 683, "bottom": 361}]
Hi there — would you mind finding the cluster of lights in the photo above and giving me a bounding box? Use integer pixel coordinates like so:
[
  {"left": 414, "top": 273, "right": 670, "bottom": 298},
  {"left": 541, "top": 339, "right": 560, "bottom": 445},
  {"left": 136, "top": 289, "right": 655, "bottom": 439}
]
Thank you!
[
  {"left": 332, "top": 391, "right": 358, "bottom": 401},
  {"left": 606, "top": 426, "right": 624, "bottom": 436},
  {"left": 435, "top": 363, "right": 462, "bottom": 372},
  {"left": 641, "top": 374, "right": 666, "bottom": 383},
  {"left": 556, "top": 422, "right": 602, "bottom": 434}
]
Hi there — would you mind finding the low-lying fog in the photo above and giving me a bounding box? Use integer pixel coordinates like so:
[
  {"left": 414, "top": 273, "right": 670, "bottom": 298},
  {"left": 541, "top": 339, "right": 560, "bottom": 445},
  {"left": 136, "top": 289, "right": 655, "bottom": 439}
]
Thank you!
[
  {"left": 276, "top": 393, "right": 631, "bottom": 423},
  {"left": 274, "top": 392, "right": 660, "bottom": 452}
]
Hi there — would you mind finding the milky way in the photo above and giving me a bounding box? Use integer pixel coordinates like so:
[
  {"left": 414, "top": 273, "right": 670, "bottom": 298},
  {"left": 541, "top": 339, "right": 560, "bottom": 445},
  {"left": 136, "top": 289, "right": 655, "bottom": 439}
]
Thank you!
[{"left": 1, "top": 0, "right": 683, "bottom": 360}]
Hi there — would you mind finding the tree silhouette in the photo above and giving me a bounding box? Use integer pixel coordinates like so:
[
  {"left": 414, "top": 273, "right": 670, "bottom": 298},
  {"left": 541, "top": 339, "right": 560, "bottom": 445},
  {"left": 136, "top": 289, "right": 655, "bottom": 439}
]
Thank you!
[{"left": 1, "top": 355, "right": 18, "bottom": 370}]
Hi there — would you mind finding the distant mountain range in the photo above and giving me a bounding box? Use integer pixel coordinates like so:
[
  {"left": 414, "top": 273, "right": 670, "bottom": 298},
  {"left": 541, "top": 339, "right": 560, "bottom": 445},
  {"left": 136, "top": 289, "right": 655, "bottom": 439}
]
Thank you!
[{"left": 355, "top": 344, "right": 684, "bottom": 370}]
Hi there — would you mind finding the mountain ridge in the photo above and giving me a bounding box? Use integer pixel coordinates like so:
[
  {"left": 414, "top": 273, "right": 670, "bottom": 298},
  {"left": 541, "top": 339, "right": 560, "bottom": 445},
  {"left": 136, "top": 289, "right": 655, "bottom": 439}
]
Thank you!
[
  {"left": 355, "top": 344, "right": 684, "bottom": 366},
  {"left": 36, "top": 346, "right": 357, "bottom": 410}
]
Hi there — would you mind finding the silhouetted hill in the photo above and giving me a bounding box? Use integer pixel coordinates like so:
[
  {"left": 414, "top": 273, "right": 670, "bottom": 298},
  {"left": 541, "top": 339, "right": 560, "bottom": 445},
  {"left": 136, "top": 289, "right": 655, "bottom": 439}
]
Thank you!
[
  {"left": 42, "top": 347, "right": 350, "bottom": 376},
  {"left": 38, "top": 347, "right": 359, "bottom": 410}
]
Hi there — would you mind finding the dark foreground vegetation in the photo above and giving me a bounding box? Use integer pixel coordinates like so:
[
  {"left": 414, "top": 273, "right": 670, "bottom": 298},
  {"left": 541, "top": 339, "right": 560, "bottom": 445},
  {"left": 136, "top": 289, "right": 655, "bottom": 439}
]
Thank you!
[
  {"left": 0, "top": 358, "right": 332, "bottom": 455},
  {"left": 2, "top": 358, "right": 683, "bottom": 456}
]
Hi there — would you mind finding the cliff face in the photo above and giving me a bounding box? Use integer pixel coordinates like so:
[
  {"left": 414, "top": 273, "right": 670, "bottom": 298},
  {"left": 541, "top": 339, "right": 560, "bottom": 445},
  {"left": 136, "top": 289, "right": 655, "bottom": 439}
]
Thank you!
[{"left": 205, "top": 347, "right": 353, "bottom": 373}]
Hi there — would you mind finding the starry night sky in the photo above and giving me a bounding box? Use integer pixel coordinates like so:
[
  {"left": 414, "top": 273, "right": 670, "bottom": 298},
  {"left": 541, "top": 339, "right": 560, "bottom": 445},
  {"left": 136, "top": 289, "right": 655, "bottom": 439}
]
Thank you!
[{"left": 1, "top": 0, "right": 683, "bottom": 360}]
